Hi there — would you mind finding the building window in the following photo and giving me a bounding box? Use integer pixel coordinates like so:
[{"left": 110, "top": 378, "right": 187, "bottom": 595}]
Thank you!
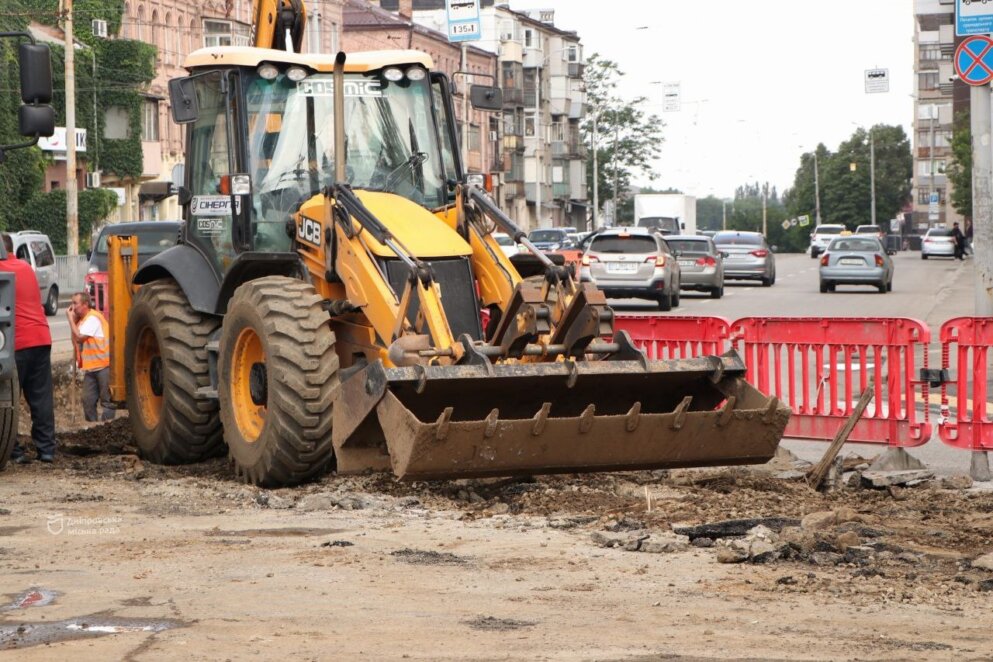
[
  {"left": 917, "top": 187, "right": 945, "bottom": 204},
  {"left": 566, "top": 44, "right": 579, "bottom": 63},
  {"left": 524, "top": 112, "right": 535, "bottom": 136},
  {"left": 136, "top": 5, "right": 145, "bottom": 41},
  {"left": 524, "top": 29, "right": 533, "bottom": 48},
  {"left": 203, "top": 19, "right": 249, "bottom": 48},
  {"left": 104, "top": 106, "right": 130, "bottom": 139},
  {"left": 920, "top": 44, "right": 942, "bottom": 60},
  {"left": 469, "top": 124, "right": 481, "bottom": 152},
  {"left": 918, "top": 71, "right": 939, "bottom": 91},
  {"left": 142, "top": 99, "right": 159, "bottom": 141}
]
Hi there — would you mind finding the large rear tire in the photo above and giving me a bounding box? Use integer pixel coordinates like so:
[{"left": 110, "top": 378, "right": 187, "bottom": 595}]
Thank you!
[
  {"left": 218, "top": 276, "right": 337, "bottom": 487},
  {"left": 126, "top": 279, "right": 223, "bottom": 464},
  {"left": 0, "top": 373, "right": 19, "bottom": 471}
]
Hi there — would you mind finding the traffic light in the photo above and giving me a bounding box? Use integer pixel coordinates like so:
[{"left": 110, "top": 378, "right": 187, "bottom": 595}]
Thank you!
[{"left": 17, "top": 42, "right": 56, "bottom": 138}]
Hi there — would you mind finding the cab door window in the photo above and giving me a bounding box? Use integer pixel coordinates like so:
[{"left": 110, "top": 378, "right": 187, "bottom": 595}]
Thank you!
[{"left": 187, "top": 71, "right": 238, "bottom": 272}]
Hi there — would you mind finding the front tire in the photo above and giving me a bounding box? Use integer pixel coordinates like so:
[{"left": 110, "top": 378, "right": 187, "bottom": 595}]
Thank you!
[
  {"left": 43, "top": 286, "right": 58, "bottom": 316},
  {"left": 126, "top": 279, "right": 223, "bottom": 464},
  {"left": 657, "top": 291, "right": 672, "bottom": 311},
  {"left": 219, "top": 276, "right": 338, "bottom": 487}
]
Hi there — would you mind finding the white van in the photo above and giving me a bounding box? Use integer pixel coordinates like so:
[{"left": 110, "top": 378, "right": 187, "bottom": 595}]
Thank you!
[{"left": 9, "top": 231, "right": 59, "bottom": 316}]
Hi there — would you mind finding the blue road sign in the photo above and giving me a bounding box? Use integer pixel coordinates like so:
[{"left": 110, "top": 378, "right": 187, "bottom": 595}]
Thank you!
[
  {"left": 955, "top": 35, "right": 993, "bottom": 86},
  {"left": 957, "top": 0, "right": 993, "bottom": 37}
]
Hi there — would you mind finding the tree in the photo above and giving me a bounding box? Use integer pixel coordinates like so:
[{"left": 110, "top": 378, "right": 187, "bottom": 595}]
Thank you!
[
  {"left": 784, "top": 124, "right": 911, "bottom": 230},
  {"left": 947, "top": 110, "right": 971, "bottom": 220},
  {"left": 583, "top": 54, "right": 664, "bottom": 223}
]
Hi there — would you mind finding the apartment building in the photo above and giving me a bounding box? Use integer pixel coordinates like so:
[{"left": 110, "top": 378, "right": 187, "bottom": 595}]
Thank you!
[
  {"left": 381, "top": 0, "right": 588, "bottom": 231},
  {"left": 341, "top": 1, "right": 498, "bottom": 179},
  {"left": 912, "top": 0, "right": 966, "bottom": 232},
  {"left": 109, "top": 0, "right": 345, "bottom": 222}
]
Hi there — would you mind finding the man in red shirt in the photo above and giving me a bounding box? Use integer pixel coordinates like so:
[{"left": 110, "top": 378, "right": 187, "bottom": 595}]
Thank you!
[{"left": 0, "top": 234, "right": 55, "bottom": 463}]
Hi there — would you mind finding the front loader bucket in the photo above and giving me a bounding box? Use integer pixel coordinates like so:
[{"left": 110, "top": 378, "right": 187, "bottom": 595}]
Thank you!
[{"left": 332, "top": 352, "right": 791, "bottom": 481}]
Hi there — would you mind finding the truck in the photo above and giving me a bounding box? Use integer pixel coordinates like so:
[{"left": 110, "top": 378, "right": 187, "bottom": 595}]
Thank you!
[{"left": 633, "top": 194, "right": 697, "bottom": 236}]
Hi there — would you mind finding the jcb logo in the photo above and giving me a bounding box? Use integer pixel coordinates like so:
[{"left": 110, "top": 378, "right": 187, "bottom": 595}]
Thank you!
[{"left": 297, "top": 217, "right": 322, "bottom": 247}]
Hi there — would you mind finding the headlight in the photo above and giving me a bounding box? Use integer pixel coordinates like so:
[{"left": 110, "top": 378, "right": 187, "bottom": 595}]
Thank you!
[
  {"left": 258, "top": 63, "right": 279, "bottom": 80},
  {"left": 286, "top": 66, "right": 308, "bottom": 82},
  {"left": 87, "top": 265, "right": 99, "bottom": 274},
  {"left": 406, "top": 66, "right": 426, "bottom": 81},
  {"left": 383, "top": 67, "right": 404, "bottom": 82},
  {"left": 549, "top": 243, "right": 560, "bottom": 250}
]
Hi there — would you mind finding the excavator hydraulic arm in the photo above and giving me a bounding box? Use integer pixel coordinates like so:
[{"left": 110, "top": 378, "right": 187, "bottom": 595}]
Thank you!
[{"left": 251, "top": 0, "right": 306, "bottom": 52}]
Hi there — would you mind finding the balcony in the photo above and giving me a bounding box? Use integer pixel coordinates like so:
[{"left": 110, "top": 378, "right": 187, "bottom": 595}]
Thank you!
[
  {"left": 503, "top": 181, "right": 525, "bottom": 198},
  {"left": 553, "top": 182, "right": 571, "bottom": 199},
  {"left": 525, "top": 182, "right": 551, "bottom": 204},
  {"left": 503, "top": 134, "right": 524, "bottom": 151},
  {"left": 567, "top": 62, "right": 584, "bottom": 78},
  {"left": 502, "top": 87, "right": 524, "bottom": 106},
  {"left": 491, "top": 153, "right": 507, "bottom": 172},
  {"left": 551, "top": 141, "right": 568, "bottom": 157}
]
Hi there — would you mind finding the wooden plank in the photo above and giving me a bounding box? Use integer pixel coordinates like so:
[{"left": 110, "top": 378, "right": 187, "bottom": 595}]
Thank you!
[{"left": 807, "top": 384, "right": 875, "bottom": 490}]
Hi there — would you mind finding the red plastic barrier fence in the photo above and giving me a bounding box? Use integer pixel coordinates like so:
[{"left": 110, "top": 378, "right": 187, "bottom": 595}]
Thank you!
[
  {"left": 613, "top": 315, "right": 731, "bottom": 360},
  {"left": 84, "top": 272, "right": 109, "bottom": 318},
  {"left": 938, "top": 317, "right": 993, "bottom": 451},
  {"left": 728, "top": 317, "right": 931, "bottom": 446}
]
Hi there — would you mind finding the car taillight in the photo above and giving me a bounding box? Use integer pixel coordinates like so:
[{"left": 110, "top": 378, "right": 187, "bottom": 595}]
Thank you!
[
  {"left": 751, "top": 249, "right": 769, "bottom": 258},
  {"left": 923, "top": 239, "right": 932, "bottom": 243},
  {"left": 646, "top": 255, "right": 665, "bottom": 267},
  {"left": 875, "top": 254, "right": 884, "bottom": 267},
  {"left": 695, "top": 256, "right": 717, "bottom": 267},
  {"left": 581, "top": 254, "right": 598, "bottom": 266},
  {"left": 820, "top": 254, "right": 829, "bottom": 266}
]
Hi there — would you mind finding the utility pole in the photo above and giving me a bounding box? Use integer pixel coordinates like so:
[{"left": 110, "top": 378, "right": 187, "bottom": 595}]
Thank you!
[
  {"left": 534, "top": 57, "right": 544, "bottom": 228},
  {"left": 460, "top": 44, "right": 469, "bottom": 167},
  {"left": 761, "top": 183, "right": 767, "bottom": 236},
  {"left": 722, "top": 199, "right": 727, "bottom": 231},
  {"left": 612, "top": 109, "right": 619, "bottom": 224},
  {"left": 64, "top": 0, "right": 79, "bottom": 256},
  {"left": 813, "top": 150, "right": 821, "bottom": 225},
  {"left": 969, "top": 83, "right": 993, "bottom": 481},
  {"left": 591, "top": 111, "right": 598, "bottom": 230},
  {"left": 869, "top": 128, "right": 876, "bottom": 227}
]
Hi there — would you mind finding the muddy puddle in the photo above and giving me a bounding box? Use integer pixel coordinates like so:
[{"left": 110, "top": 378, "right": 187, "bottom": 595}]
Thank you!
[{"left": 0, "top": 616, "right": 184, "bottom": 650}]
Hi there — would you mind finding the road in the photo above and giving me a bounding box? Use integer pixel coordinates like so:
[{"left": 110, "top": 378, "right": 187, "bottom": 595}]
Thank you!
[{"left": 609, "top": 250, "right": 984, "bottom": 479}]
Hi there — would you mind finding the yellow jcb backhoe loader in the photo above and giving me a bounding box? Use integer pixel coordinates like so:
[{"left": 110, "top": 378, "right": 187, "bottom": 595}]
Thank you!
[{"left": 104, "top": 0, "right": 789, "bottom": 486}]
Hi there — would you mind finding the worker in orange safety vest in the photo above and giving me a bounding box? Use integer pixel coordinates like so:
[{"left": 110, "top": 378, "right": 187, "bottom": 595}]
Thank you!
[{"left": 66, "top": 291, "right": 115, "bottom": 422}]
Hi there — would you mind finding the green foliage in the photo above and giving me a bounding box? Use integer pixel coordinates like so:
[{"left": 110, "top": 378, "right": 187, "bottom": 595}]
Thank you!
[
  {"left": 1, "top": 2, "right": 151, "bottom": 250},
  {"left": 583, "top": 54, "right": 665, "bottom": 220},
  {"left": 696, "top": 196, "right": 726, "bottom": 232},
  {"left": 783, "top": 124, "right": 912, "bottom": 232},
  {"left": 947, "top": 110, "right": 971, "bottom": 220},
  {"left": 14, "top": 188, "right": 118, "bottom": 253}
]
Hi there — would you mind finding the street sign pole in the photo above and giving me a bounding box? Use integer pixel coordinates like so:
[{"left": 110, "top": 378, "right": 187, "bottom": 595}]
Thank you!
[{"left": 969, "top": 81, "right": 993, "bottom": 480}]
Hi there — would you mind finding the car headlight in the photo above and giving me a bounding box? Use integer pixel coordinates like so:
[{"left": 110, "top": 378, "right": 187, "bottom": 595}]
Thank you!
[
  {"left": 87, "top": 265, "right": 99, "bottom": 274},
  {"left": 549, "top": 243, "right": 560, "bottom": 250},
  {"left": 0, "top": 330, "right": 5, "bottom": 352}
]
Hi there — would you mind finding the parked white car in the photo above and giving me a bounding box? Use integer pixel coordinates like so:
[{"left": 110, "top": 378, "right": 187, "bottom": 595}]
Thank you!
[{"left": 9, "top": 230, "right": 59, "bottom": 316}]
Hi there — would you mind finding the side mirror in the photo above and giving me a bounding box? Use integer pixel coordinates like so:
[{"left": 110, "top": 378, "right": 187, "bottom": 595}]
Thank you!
[
  {"left": 770, "top": 245, "right": 778, "bottom": 253},
  {"left": 86, "top": 249, "right": 92, "bottom": 260},
  {"left": 672, "top": 249, "right": 682, "bottom": 257},
  {"left": 469, "top": 84, "right": 502, "bottom": 111},
  {"left": 17, "top": 42, "right": 55, "bottom": 137},
  {"left": 169, "top": 77, "right": 199, "bottom": 124}
]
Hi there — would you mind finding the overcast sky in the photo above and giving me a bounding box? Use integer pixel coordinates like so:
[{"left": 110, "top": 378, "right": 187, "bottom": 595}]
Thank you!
[{"left": 505, "top": 0, "right": 915, "bottom": 200}]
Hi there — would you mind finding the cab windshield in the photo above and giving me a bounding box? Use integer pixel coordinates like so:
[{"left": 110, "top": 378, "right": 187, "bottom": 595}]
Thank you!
[{"left": 243, "top": 68, "right": 447, "bottom": 249}]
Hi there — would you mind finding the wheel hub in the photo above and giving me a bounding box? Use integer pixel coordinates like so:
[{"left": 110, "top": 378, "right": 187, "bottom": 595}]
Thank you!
[
  {"left": 249, "top": 362, "right": 267, "bottom": 406},
  {"left": 149, "top": 356, "right": 163, "bottom": 397}
]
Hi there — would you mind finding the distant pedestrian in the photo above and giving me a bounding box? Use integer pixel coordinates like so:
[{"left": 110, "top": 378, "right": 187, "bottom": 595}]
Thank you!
[
  {"left": 66, "top": 292, "right": 115, "bottom": 422},
  {"left": 0, "top": 233, "right": 55, "bottom": 463},
  {"left": 965, "top": 220, "right": 974, "bottom": 256},
  {"left": 952, "top": 222, "right": 966, "bottom": 261}
]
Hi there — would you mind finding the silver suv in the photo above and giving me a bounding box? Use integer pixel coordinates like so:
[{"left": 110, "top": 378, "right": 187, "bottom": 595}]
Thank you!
[
  {"left": 9, "top": 230, "right": 59, "bottom": 316},
  {"left": 579, "top": 227, "right": 681, "bottom": 311}
]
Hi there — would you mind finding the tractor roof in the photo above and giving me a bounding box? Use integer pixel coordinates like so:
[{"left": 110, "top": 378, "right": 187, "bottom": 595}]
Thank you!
[{"left": 184, "top": 48, "right": 433, "bottom": 74}]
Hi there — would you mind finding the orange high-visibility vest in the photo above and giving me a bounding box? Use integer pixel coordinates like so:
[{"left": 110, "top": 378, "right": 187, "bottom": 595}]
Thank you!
[{"left": 79, "top": 309, "right": 110, "bottom": 372}]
